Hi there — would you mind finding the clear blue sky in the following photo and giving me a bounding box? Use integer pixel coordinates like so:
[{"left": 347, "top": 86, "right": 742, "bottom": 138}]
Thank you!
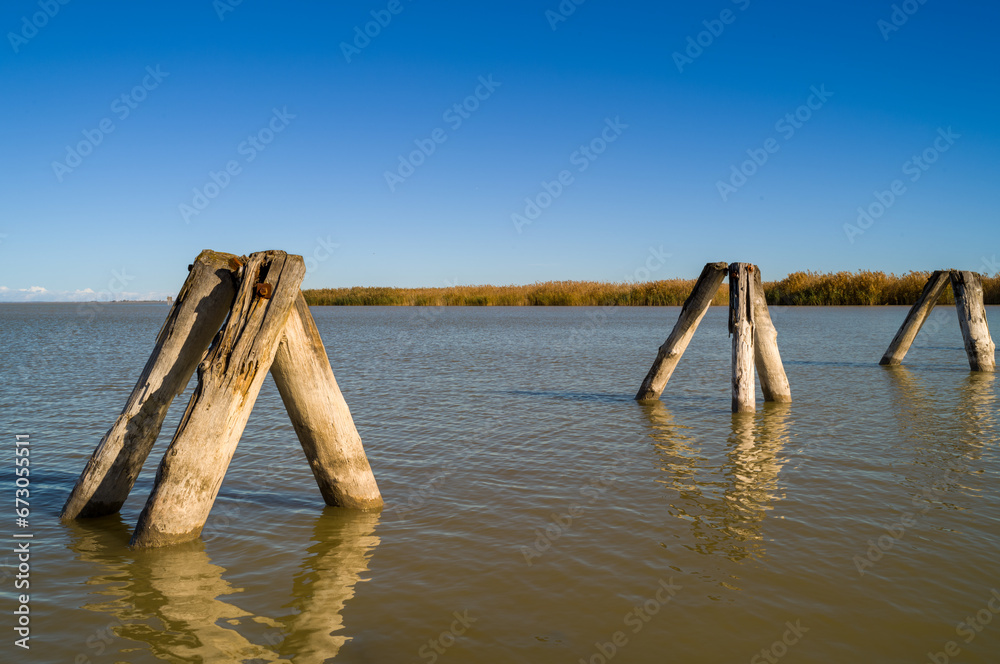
[{"left": 2, "top": 0, "right": 998, "bottom": 301}]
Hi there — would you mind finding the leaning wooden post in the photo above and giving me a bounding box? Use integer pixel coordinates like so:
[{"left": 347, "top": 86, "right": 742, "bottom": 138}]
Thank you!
[
  {"left": 61, "top": 250, "right": 237, "bottom": 521},
  {"left": 879, "top": 270, "right": 951, "bottom": 366},
  {"left": 130, "top": 251, "right": 306, "bottom": 548},
  {"left": 951, "top": 270, "right": 996, "bottom": 372},
  {"left": 635, "top": 262, "right": 728, "bottom": 401},
  {"left": 751, "top": 268, "right": 791, "bottom": 403},
  {"left": 729, "top": 263, "right": 756, "bottom": 413},
  {"left": 270, "top": 292, "right": 383, "bottom": 509}
]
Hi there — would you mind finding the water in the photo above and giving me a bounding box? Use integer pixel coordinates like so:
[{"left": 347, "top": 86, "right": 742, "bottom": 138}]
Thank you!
[{"left": 1, "top": 303, "right": 999, "bottom": 663}]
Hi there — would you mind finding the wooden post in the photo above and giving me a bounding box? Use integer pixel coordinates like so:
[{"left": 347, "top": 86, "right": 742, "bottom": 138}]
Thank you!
[
  {"left": 880, "top": 270, "right": 951, "bottom": 366},
  {"left": 635, "top": 262, "right": 728, "bottom": 401},
  {"left": 61, "top": 250, "right": 237, "bottom": 521},
  {"left": 751, "top": 268, "right": 791, "bottom": 402},
  {"left": 130, "top": 251, "right": 306, "bottom": 548},
  {"left": 270, "top": 293, "right": 383, "bottom": 509},
  {"left": 729, "top": 263, "right": 755, "bottom": 413},
  {"left": 951, "top": 271, "right": 996, "bottom": 372}
]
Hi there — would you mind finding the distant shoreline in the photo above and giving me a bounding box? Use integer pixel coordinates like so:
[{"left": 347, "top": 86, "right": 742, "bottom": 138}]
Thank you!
[{"left": 303, "top": 271, "right": 1000, "bottom": 307}]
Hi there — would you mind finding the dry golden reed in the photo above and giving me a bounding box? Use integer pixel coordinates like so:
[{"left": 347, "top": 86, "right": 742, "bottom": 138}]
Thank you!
[{"left": 304, "top": 271, "right": 1000, "bottom": 307}]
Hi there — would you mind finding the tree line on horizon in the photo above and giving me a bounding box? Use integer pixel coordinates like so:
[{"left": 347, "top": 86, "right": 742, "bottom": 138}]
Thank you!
[{"left": 302, "top": 270, "right": 1000, "bottom": 307}]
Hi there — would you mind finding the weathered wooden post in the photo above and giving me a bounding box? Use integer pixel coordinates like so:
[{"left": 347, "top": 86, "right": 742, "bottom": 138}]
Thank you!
[
  {"left": 751, "top": 269, "right": 791, "bottom": 403},
  {"left": 270, "top": 293, "right": 383, "bottom": 509},
  {"left": 880, "top": 270, "right": 951, "bottom": 366},
  {"left": 729, "top": 263, "right": 756, "bottom": 413},
  {"left": 951, "top": 270, "right": 996, "bottom": 372},
  {"left": 635, "top": 262, "right": 728, "bottom": 401},
  {"left": 61, "top": 250, "right": 238, "bottom": 520},
  {"left": 131, "top": 251, "right": 306, "bottom": 548}
]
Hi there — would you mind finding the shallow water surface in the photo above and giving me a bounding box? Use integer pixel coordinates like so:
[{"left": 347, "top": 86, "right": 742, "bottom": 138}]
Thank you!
[{"left": 1, "top": 304, "right": 999, "bottom": 663}]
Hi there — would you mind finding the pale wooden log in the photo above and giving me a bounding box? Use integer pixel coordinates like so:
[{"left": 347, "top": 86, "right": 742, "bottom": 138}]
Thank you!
[
  {"left": 131, "top": 251, "right": 306, "bottom": 548},
  {"left": 729, "top": 263, "right": 756, "bottom": 413},
  {"left": 61, "top": 250, "right": 238, "bottom": 521},
  {"left": 879, "top": 270, "right": 951, "bottom": 366},
  {"left": 270, "top": 293, "right": 383, "bottom": 509},
  {"left": 635, "top": 262, "right": 728, "bottom": 401},
  {"left": 751, "top": 268, "right": 791, "bottom": 402},
  {"left": 951, "top": 270, "right": 996, "bottom": 372}
]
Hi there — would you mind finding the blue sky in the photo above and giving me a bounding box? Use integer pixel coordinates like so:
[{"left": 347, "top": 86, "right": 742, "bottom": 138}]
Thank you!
[{"left": 1, "top": 0, "right": 998, "bottom": 301}]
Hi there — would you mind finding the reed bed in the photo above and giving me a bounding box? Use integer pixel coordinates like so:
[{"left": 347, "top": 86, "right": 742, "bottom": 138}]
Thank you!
[{"left": 304, "top": 271, "right": 1000, "bottom": 306}]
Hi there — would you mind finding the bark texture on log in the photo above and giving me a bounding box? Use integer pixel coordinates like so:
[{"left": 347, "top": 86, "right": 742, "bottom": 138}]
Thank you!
[
  {"left": 635, "top": 262, "right": 728, "bottom": 401},
  {"left": 879, "top": 270, "right": 950, "bottom": 366},
  {"left": 729, "top": 263, "right": 756, "bottom": 413},
  {"left": 131, "top": 251, "right": 306, "bottom": 548},
  {"left": 951, "top": 270, "right": 996, "bottom": 372},
  {"left": 271, "top": 293, "right": 383, "bottom": 509},
  {"left": 751, "top": 268, "right": 791, "bottom": 403},
  {"left": 61, "top": 250, "right": 237, "bottom": 520}
]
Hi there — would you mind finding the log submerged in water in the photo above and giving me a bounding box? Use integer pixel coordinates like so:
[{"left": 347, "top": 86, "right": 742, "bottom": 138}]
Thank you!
[
  {"left": 951, "top": 270, "right": 996, "bottom": 372},
  {"left": 729, "top": 263, "right": 756, "bottom": 414},
  {"left": 271, "top": 292, "right": 383, "bottom": 509},
  {"left": 879, "top": 270, "right": 951, "bottom": 367},
  {"left": 635, "top": 262, "right": 728, "bottom": 401},
  {"left": 751, "top": 268, "right": 791, "bottom": 403},
  {"left": 61, "top": 250, "right": 237, "bottom": 521},
  {"left": 131, "top": 250, "right": 306, "bottom": 548}
]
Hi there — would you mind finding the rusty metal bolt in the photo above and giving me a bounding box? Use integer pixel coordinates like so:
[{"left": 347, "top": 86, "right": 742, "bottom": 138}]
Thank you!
[{"left": 254, "top": 282, "right": 273, "bottom": 299}]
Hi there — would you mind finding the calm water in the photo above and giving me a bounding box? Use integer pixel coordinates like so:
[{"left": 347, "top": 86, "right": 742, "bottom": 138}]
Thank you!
[{"left": 1, "top": 303, "right": 999, "bottom": 663}]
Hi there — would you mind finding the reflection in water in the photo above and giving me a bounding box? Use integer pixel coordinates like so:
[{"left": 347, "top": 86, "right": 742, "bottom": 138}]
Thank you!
[
  {"left": 883, "top": 367, "right": 995, "bottom": 489},
  {"left": 67, "top": 510, "right": 381, "bottom": 663},
  {"left": 640, "top": 400, "right": 791, "bottom": 563},
  {"left": 277, "top": 511, "right": 381, "bottom": 662}
]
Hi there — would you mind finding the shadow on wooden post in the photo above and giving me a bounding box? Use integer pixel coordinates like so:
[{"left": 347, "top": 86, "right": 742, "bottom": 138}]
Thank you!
[{"left": 61, "top": 250, "right": 238, "bottom": 521}]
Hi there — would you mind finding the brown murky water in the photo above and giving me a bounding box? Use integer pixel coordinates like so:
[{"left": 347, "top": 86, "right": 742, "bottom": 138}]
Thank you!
[{"left": 2, "top": 304, "right": 999, "bottom": 663}]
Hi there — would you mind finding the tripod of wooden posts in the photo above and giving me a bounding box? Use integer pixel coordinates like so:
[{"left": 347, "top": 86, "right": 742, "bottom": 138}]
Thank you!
[
  {"left": 635, "top": 262, "right": 792, "bottom": 413},
  {"left": 61, "top": 250, "right": 382, "bottom": 549},
  {"left": 880, "top": 270, "right": 996, "bottom": 372}
]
